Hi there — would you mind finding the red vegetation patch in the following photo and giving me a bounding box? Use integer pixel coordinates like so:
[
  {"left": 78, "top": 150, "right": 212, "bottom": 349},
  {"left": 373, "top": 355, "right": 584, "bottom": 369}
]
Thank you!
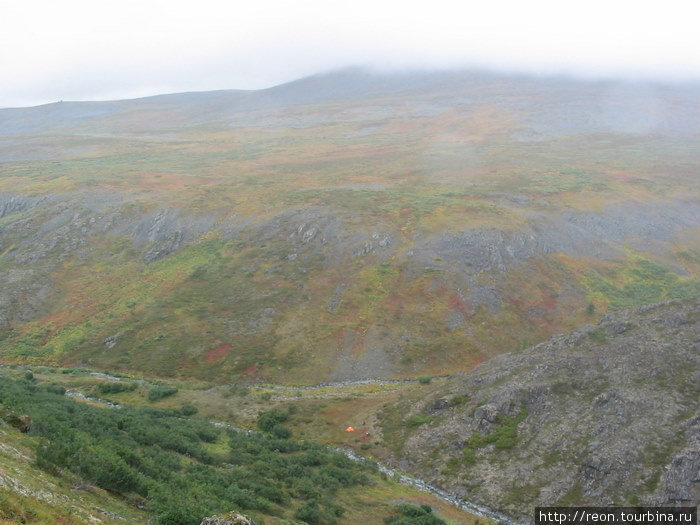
[
  {"left": 448, "top": 293, "right": 473, "bottom": 318},
  {"left": 204, "top": 343, "right": 231, "bottom": 363},
  {"left": 244, "top": 363, "right": 258, "bottom": 377},
  {"left": 385, "top": 292, "right": 408, "bottom": 318},
  {"left": 468, "top": 355, "right": 485, "bottom": 371},
  {"left": 542, "top": 293, "right": 558, "bottom": 311},
  {"left": 39, "top": 311, "right": 72, "bottom": 329}
]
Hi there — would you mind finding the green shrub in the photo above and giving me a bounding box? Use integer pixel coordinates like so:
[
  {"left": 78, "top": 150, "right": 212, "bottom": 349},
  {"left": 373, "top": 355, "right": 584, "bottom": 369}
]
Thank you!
[
  {"left": 449, "top": 394, "right": 468, "bottom": 407},
  {"left": 417, "top": 376, "right": 432, "bottom": 384},
  {"left": 179, "top": 404, "right": 198, "bottom": 416},
  {"left": 44, "top": 384, "right": 66, "bottom": 395},
  {"left": 295, "top": 500, "right": 321, "bottom": 525},
  {"left": 465, "top": 408, "right": 528, "bottom": 451},
  {"left": 148, "top": 385, "right": 178, "bottom": 401},
  {"left": 462, "top": 447, "right": 477, "bottom": 466},
  {"left": 588, "top": 330, "right": 607, "bottom": 343},
  {"left": 271, "top": 424, "right": 292, "bottom": 439},
  {"left": 97, "top": 382, "right": 138, "bottom": 394},
  {"left": 0, "top": 374, "right": 375, "bottom": 525},
  {"left": 257, "top": 408, "right": 289, "bottom": 432},
  {"left": 384, "top": 504, "right": 446, "bottom": 525},
  {"left": 406, "top": 414, "right": 433, "bottom": 428}
]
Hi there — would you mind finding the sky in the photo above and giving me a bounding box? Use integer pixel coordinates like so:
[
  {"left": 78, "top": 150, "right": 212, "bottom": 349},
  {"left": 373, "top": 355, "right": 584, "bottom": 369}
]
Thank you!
[{"left": 1, "top": 0, "right": 700, "bottom": 108}]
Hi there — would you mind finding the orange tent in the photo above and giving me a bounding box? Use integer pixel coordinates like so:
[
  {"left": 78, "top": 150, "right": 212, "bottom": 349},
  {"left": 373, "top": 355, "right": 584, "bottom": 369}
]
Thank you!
[{"left": 345, "top": 426, "right": 355, "bottom": 432}]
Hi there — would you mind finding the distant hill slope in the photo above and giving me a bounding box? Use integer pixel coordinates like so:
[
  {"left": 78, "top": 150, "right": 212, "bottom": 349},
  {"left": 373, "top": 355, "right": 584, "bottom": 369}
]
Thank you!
[
  {"left": 0, "top": 68, "right": 699, "bottom": 383},
  {"left": 379, "top": 299, "right": 700, "bottom": 519},
  {"left": 3, "top": 68, "right": 700, "bottom": 136}
]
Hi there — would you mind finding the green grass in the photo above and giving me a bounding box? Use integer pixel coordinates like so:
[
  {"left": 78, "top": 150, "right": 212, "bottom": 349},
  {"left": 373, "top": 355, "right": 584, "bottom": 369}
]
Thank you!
[
  {"left": 585, "top": 257, "right": 700, "bottom": 310},
  {"left": 406, "top": 414, "right": 433, "bottom": 428},
  {"left": 557, "top": 483, "right": 583, "bottom": 506},
  {"left": 463, "top": 408, "right": 528, "bottom": 457},
  {"left": 587, "top": 329, "right": 607, "bottom": 343}
]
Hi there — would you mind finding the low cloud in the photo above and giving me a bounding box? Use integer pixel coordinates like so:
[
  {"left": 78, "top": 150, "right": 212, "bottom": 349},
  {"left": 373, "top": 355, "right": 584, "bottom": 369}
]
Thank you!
[{"left": 2, "top": 0, "right": 699, "bottom": 107}]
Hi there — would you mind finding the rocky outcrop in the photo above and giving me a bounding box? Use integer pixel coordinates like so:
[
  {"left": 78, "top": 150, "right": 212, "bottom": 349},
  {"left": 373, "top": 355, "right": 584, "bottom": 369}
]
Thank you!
[
  {"left": 0, "top": 194, "right": 47, "bottom": 219},
  {"left": 103, "top": 334, "right": 121, "bottom": 350},
  {"left": 1, "top": 411, "right": 31, "bottom": 433},
  {"left": 130, "top": 208, "right": 217, "bottom": 262},
  {"left": 416, "top": 198, "right": 700, "bottom": 312},
  {"left": 200, "top": 511, "right": 255, "bottom": 525},
  {"left": 385, "top": 300, "right": 700, "bottom": 520}
]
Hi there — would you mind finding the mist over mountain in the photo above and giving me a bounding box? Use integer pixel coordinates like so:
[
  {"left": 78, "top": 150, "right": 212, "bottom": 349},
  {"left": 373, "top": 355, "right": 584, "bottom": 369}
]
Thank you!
[{"left": 1, "top": 68, "right": 698, "bottom": 382}]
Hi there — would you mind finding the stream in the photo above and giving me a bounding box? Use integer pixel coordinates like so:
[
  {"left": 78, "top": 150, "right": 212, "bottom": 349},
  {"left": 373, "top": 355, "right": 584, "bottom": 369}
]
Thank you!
[
  {"left": 208, "top": 419, "right": 518, "bottom": 525},
  {"left": 58, "top": 391, "right": 518, "bottom": 524},
  {"left": 0, "top": 365, "right": 519, "bottom": 525}
]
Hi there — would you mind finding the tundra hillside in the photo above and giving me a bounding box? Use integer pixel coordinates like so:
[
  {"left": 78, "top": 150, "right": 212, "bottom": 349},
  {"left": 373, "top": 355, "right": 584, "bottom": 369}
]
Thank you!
[{"left": 1, "top": 69, "right": 699, "bottom": 383}]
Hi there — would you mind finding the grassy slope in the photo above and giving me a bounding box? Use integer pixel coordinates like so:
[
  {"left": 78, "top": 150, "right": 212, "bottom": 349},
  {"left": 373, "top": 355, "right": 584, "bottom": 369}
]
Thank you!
[
  {"left": 0, "top": 72, "right": 699, "bottom": 384},
  {"left": 0, "top": 425, "right": 148, "bottom": 525}
]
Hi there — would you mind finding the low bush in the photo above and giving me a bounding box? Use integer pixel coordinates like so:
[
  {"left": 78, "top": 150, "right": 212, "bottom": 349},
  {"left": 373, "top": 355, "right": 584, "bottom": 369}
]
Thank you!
[
  {"left": 257, "top": 408, "right": 289, "bottom": 432},
  {"left": 97, "top": 382, "right": 138, "bottom": 395},
  {"left": 179, "top": 403, "right": 198, "bottom": 416},
  {"left": 384, "top": 504, "right": 446, "bottom": 525},
  {"left": 44, "top": 384, "right": 66, "bottom": 396},
  {"left": 406, "top": 414, "right": 433, "bottom": 428},
  {"left": 148, "top": 385, "right": 178, "bottom": 401},
  {"left": 449, "top": 394, "right": 468, "bottom": 406},
  {"left": 0, "top": 375, "right": 375, "bottom": 525},
  {"left": 271, "top": 424, "right": 292, "bottom": 439}
]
